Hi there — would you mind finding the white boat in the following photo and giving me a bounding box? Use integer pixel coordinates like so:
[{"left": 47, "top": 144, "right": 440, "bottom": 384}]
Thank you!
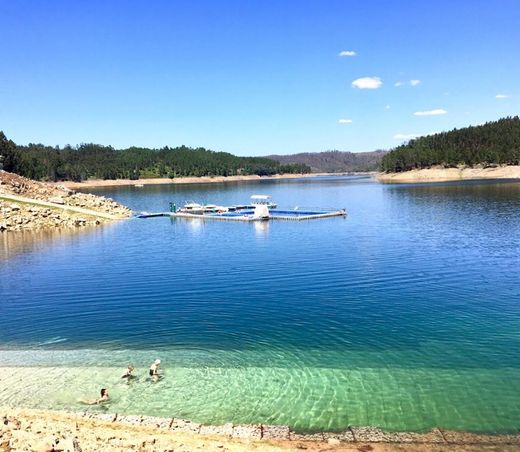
[
  {"left": 202, "top": 204, "right": 228, "bottom": 213},
  {"left": 179, "top": 202, "right": 229, "bottom": 214},
  {"left": 250, "top": 195, "right": 277, "bottom": 208},
  {"left": 177, "top": 195, "right": 274, "bottom": 217},
  {"left": 180, "top": 202, "right": 204, "bottom": 214}
]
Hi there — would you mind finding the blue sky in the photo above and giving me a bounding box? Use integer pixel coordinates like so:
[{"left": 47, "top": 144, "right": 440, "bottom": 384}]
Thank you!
[{"left": 1, "top": 1, "right": 519, "bottom": 156}]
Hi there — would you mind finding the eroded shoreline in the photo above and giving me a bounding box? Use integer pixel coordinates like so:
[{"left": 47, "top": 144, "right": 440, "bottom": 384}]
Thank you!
[
  {"left": 377, "top": 165, "right": 520, "bottom": 183},
  {"left": 56, "top": 166, "right": 520, "bottom": 189},
  {"left": 56, "top": 172, "right": 367, "bottom": 189},
  {"left": 2, "top": 407, "right": 520, "bottom": 451}
]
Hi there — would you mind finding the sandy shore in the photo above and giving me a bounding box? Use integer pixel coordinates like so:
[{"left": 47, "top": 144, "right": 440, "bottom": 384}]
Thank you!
[
  {"left": 2, "top": 408, "right": 520, "bottom": 452},
  {"left": 57, "top": 174, "right": 312, "bottom": 189},
  {"left": 55, "top": 173, "right": 365, "bottom": 189},
  {"left": 376, "top": 165, "right": 520, "bottom": 183}
]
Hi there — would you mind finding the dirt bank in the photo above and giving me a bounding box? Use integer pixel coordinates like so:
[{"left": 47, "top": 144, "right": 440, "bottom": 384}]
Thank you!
[
  {"left": 56, "top": 172, "right": 364, "bottom": 189},
  {"left": 376, "top": 165, "right": 520, "bottom": 183},
  {"left": 0, "top": 171, "right": 132, "bottom": 232}
]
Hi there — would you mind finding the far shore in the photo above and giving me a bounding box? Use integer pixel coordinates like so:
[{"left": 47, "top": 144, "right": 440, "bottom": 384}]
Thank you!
[
  {"left": 376, "top": 165, "right": 520, "bottom": 184},
  {"left": 55, "top": 166, "right": 520, "bottom": 189},
  {"left": 55, "top": 172, "right": 372, "bottom": 189}
]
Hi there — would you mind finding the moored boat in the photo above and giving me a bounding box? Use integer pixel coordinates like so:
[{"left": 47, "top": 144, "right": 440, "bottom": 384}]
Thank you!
[{"left": 249, "top": 194, "right": 277, "bottom": 209}]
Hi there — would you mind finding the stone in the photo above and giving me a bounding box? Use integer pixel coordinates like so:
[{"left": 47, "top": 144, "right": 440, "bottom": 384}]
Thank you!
[
  {"left": 199, "top": 423, "right": 233, "bottom": 437},
  {"left": 262, "top": 424, "right": 290, "bottom": 440},
  {"left": 140, "top": 416, "right": 172, "bottom": 429},
  {"left": 93, "top": 413, "right": 116, "bottom": 423},
  {"left": 0, "top": 438, "right": 11, "bottom": 451},
  {"left": 289, "top": 431, "right": 324, "bottom": 441},
  {"left": 117, "top": 415, "right": 142, "bottom": 426},
  {"left": 350, "top": 427, "right": 445, "bottom": 443},
  {"left": 441, "top": 430, "right": 520, "bottom": 445},
  {"left": 323, "top": 430, "right": 355, "bottom": 442},
  {"left": 232, "top": 424, "right": 262, "bottom": 439},
  {"left": 171, "top": 418, "right": 201, "bottom": 433}
]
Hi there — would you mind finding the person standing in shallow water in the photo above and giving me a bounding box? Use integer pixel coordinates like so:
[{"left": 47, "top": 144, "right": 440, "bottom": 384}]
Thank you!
[
  {"left": 149, "top": 359, "right": 161, "bottom": 381},
  {"left": 121, "top": 364, "right": 135, "bottom": 381}
]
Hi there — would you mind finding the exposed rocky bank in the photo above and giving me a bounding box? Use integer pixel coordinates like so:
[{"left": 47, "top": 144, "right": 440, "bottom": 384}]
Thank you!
[
  {"left": 1, "top": 408, "right": 519, "bottom": 452},
  {"left": 0, "top": 171, "right": 132, "bottom": 232},
  {"left": 376, "top": 165, "right": 520, "bottom": 183}
]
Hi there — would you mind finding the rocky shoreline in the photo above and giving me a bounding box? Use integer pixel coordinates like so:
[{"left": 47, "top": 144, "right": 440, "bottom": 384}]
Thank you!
[
  {"left": 0, "top": 171, "right": 132, "bottom": 232},
  {"left": 1, "top": 408, "right": 519, "bottom": 451}
]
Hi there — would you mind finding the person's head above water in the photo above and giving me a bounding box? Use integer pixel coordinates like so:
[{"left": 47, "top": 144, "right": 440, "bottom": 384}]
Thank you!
[
  {"left": 100, "top": 388, "right": 108, "bottom": 397},
  {"left": 154, "top": 359, "right": 161, "bottom": 365}
]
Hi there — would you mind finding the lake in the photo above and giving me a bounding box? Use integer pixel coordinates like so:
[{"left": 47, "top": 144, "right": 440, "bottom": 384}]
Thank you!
[{"left": 1, "top": 176, "right": 519, "bottom": 433}]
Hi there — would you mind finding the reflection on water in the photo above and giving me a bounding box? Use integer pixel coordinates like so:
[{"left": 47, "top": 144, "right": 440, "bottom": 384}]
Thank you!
[
  {"left": 0, "top": 226, "right": 104, "bottom": 261},
  {"left": 1, "top": 176, "right": 519, "bottom": 432},
  {"left": 254, "top": 221, "right": 269, "bottom": 237}
]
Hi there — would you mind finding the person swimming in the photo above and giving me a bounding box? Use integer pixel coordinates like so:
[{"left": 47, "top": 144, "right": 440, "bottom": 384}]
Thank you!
[
  {"left": 79, "top": 388, "right": 109, "bottom": 405},
  {"left": 149, "top": 359, "right": 161, "bottom": 381}
]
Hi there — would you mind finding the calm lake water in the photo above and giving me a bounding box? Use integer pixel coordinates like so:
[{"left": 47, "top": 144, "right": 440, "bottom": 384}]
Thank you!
[{"left": 1, "top": 176, "right": 519, "bottom": 433}]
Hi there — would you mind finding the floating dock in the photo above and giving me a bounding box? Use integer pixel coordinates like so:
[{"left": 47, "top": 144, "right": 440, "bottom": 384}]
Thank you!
[{"left": 137, "top": 208, "right": 346, "bottom": 221}]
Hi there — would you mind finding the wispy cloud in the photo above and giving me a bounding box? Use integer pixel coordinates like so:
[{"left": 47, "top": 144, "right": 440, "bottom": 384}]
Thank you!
[
  {"left": 414, "top": 108, "right": 447, "bottom": 116},
  {"left": 395, "top": 79, "right": 421, "bottom": 87},
  {"left": 338, "top": 119, "right": 353, "bottom": 124},
  {"left": 352, "top": 77, "right": 382, "bottom": 89},
  {"left": 394, "top": 133, "right": 418, "bottom": 140},
  {"left": 495, "top": 94, "right": 509, "bottom": 99},
  {"left": 339, "top": 50, "right": 357, "bottom": 57}
]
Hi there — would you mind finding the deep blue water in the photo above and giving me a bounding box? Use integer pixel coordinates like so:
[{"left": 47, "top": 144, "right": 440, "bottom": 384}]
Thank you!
[{"left": 0, "top": 176, "right": 519, "bottom": 432}]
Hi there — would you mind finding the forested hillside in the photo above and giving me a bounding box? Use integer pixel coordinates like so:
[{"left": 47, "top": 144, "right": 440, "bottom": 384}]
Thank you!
[
  {"left": 0, "top": 133, "right": 310, "bottom": 182},
  {"left": 268, "top": 150, "right": 387, "bottom": 173},
  {"left": 381, "top": 117, "right": 520, "bottom": 173}
]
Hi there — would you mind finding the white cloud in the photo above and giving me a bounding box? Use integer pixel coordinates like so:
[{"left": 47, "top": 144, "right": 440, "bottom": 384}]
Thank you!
[
  {"left": 338, "top": 119, "right": 353, "bottom": 124},
  {"left": 339, "top": 50, "right": 357, "bottom": 57},
  {"left": 395, "top": 79, "right": 420, "bottom": 87},
  {"left": 352, "top": 77, "right": 382, "bottom": 89},
  {"left": 414, "top": 109, "right": 447, "bottom": 116},
  {"left": 495, "top": 94, "right": 509, "bottom": 99},
  {"left": 394, "top": 133, "right": 418, "bottom": 140},
  {"left": 385, "top": 105, "right": 391, "bottom": 110}
]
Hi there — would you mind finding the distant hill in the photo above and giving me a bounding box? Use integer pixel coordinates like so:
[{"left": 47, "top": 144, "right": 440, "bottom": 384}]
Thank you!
[
  {"left": 381, "top": 116, "right": 520, "bottom": 173},
  {"left": 268, "top": 150, "right": 388, "bottom": 173}
]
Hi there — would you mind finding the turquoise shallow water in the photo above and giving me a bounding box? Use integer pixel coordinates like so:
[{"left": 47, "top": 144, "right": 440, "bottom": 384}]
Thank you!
[{"left": 1, "top": 177, "right": 519, "bottom": 432}]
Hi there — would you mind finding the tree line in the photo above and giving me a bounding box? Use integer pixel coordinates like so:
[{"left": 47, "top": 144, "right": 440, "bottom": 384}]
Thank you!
[
  {"left": 0, "top": 133, "right": 310, "bottom": 182},
  {"left": 269, "top": 150, "right": 387, "bottom": 172},
  {"left": 380, "top": 116, "right": 520, "bottom": 173}
]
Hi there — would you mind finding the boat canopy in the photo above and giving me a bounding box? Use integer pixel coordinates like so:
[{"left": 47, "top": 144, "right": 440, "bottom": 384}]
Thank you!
[{"left": 251, "top": 195, "right": 271, "bottom": 200}]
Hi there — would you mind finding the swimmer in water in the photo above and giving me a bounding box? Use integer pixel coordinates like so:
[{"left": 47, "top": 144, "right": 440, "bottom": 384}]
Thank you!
[{"left": 79, "top": 388, "right": 109, "bottom": 405}]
